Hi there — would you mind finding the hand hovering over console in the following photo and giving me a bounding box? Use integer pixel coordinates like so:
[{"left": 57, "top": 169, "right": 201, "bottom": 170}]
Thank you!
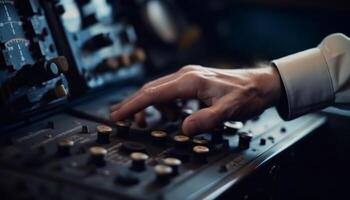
[{"left": 110, "top": 65, "right": 282, "bottom": 135}]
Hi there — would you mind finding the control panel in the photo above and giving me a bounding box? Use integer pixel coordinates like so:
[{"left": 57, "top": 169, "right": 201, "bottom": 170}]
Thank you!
[
  {"left": 42, "top": 0, "right": 145, "bottom": 91},
  {"left": 0, "top": 0, "right": 69, "bottom": 123},
  {"left": 0, "top": 1, "right": 328, "bottom": 200},
  {"left": 0, "top": 0, "right": 145, "bottom": 125},
  {"left": 0, "top": 97, "right": 326, "bottom": 199}
]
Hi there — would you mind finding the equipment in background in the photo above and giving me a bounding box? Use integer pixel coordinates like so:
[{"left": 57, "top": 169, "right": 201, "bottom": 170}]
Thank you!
[{"left": 0, "top": 0, "right": 69, "bottom": 123}]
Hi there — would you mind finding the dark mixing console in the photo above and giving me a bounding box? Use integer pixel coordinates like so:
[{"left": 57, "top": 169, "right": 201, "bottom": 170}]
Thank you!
[{"left": 0, "top": 0, "right": 327, "bottom": 200}]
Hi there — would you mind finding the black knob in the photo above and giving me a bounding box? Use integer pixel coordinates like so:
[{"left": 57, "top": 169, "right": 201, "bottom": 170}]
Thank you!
[
  {"left": 163, "top": 157, "right": 181, "bottom": 175},
  {"left": 173, "top": 135, "right": 190, "bottom": 149},
  {"left": 57, "top": 139, "right": 74, "bottom": 157},
  {"left": 115, "top": 121, "right": 131, "bottom": 137},
  {"left": 89, "top": 146, "right": 107, "bottom": 167},
  {"left": 223, "top": 121, "right": 244, "bottom": 135},
  {"left": 193, "top": 145, "right": 209, "bottom": 163},
  {"left": 96, "top": 125, "right": 112, "bottom": 144},
  {"left": 151, "top": 130, "right": 167, "bottom": 146},
  {"left": 238, "top": 132, "right": 253, "bottom": 149},
  {"left": 130, "top": 152, "right": 149, "bottom": 171},
  {"left": 154, "top": 164, "right": 173, "bottom": 184}
]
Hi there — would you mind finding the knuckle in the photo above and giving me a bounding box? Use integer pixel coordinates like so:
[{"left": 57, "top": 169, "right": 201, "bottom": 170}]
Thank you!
[
  {"left": 179, "top": 65, "right": 202, "bottom": 73},
  {"left": 182, "top": 71, "right": 202, "bottom": 81}
]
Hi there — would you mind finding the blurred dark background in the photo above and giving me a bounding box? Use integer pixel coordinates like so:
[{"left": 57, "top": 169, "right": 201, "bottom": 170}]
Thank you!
[
  {"left": 176, "top": 0, "right": 350, "bottom": 63},
  {"left": 131, "top": 0, "right": 350, "bottom": 72}
]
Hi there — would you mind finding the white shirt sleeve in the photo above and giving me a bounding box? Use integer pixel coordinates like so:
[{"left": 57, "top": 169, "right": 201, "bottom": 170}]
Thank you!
[{"left": 272, "top": 33, "right": 350, "bottom": 120}]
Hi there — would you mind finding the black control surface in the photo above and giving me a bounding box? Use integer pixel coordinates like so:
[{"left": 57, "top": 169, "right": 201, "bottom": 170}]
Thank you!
[{"left": 0, "top": 103, "right": 326, "bottom": 199}]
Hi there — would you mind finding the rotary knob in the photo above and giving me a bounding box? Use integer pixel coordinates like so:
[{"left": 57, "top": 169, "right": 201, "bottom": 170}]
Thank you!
[
  {"left": 96, "top": 125, "right": 112, "bottom": 144},
  {"left": 154, "top": 164, "right": 173, "bottom": 183},
  {"left": 163, "top": 157, "right": 181, "bottom": 175},
  {"left": 151, "top": 131, "right": 167, "bottom": 146},
  {"left": 57, "top": 139, "right": 74, "bottom": 157},
  {"left": 173, "top": 135, "right": 190, "bottom": 149},
  {"left": 89, "top": 146, "right": 107, "bottom": 167},
  {"left": 115, "top": 121, "right": 131, "bottom": 137},
  {"left": 193, "top": 145, "right": 209, "bottom": 163},
  {"left": 223, "top": 121, "right": 244, "bottom": 135},
  {"left": 238, "top": 132, "right": 253, "bottom": 149},
  {"left": 130, "top": 152, "right": 149, "bottom": 172}
]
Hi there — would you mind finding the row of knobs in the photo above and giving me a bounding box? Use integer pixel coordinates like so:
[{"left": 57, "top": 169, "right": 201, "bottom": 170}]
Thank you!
[
  {"left": 57, "top": 139, "right": 182, "bottom": 184},
  {"left": 97, "top": 48, "right": 146, "bottom": 72},
  {"left": 55, "top": 121, "right": 253, "bottom": 184},
  {"left": 57, "top": 121, "right": 252, "bottom": 158}
]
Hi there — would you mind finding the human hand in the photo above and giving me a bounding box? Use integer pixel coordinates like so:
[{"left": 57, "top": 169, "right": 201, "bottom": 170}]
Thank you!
[{"left": 110, "top": 65, "right": 282, "bottom": 135}]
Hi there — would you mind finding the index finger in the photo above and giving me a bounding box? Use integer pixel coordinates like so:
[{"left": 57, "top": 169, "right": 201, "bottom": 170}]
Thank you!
[{"left": 110, "top": 76, "right": 199, "bottom": 122}]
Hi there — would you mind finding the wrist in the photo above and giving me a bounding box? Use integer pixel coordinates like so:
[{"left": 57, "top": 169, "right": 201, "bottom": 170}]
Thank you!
[{"left": 253, "top": 64, "right": 282, "bottom": 107}]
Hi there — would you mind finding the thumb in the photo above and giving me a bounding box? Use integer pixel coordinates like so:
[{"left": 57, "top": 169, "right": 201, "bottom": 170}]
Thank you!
[{"left": 182, "top": 103, "right": 229, "bottom": 135}]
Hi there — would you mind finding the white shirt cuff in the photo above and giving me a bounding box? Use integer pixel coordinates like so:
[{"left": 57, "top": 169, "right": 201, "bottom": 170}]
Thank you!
[{"left": 272, "top": 47, "right": 335, "bottom": 119}]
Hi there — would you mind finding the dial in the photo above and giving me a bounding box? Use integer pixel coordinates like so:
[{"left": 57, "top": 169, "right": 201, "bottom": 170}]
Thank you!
[
  {"left": 3, "top": 38, "right": 32, "bottom": 70},
  {"left": 0, "top": 1, "right": 34, "bottom": 70}
]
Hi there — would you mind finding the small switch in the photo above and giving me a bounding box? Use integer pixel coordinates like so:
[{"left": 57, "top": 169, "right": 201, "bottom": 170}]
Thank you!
[
  {"left": 259, "top": 138, "right": 266, "bottom": 146},
  {"left": 81, "top": 125, "right": 89, "bottom": 134}
]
